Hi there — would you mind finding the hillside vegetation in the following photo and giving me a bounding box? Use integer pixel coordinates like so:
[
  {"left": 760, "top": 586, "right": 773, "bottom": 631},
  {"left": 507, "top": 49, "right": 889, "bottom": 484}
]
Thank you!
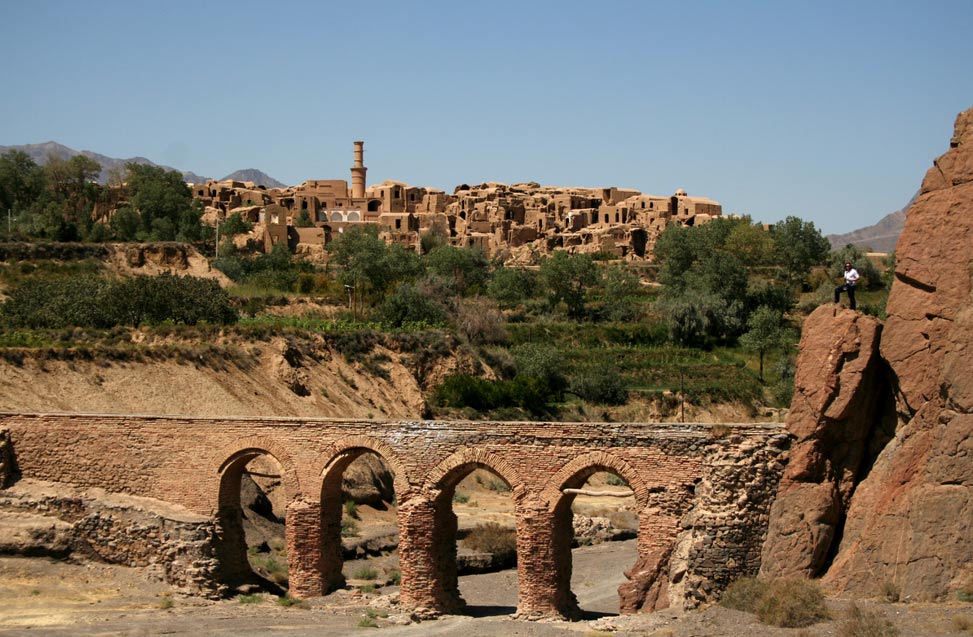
[{"left": 0, "top": 151, "right": 892, "bottom": 420}]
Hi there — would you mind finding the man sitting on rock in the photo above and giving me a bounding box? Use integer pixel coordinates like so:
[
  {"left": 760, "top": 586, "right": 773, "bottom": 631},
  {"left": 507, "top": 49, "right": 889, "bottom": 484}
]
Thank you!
[{"left": 834, "top": 262, "right": 860, "bottom": 310}]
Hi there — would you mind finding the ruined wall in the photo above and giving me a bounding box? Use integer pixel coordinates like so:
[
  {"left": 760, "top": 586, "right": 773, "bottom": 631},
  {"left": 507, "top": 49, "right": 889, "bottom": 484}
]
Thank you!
[
  {"left": 1, "top": 413, "right": 786, "bottom": 615},
  {"left": 0, "top": 479, "right": 221, "bottom": 596}
]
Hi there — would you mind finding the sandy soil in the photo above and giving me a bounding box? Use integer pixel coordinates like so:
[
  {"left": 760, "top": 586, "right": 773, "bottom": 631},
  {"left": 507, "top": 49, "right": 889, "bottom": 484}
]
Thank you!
[{"left": 2, "top": 547, "right": 972, "bottom": 637}]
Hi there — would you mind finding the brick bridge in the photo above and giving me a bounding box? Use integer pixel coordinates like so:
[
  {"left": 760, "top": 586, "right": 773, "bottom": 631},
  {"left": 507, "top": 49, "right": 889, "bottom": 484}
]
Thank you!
[{"left": 0, "top": 413, "right": 788, "bottom": 618}]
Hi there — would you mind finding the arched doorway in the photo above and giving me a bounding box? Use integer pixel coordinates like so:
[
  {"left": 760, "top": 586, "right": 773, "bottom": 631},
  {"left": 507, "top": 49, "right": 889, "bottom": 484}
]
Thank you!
[
  {"left": 550, "top": 462, "right": 641, "bottom": 618},
  {"left": 216, "top": 450, "right": 290, "bottom": 593},
  {"left": 319, "top": 447, "right": 400, "bottom": 595}
]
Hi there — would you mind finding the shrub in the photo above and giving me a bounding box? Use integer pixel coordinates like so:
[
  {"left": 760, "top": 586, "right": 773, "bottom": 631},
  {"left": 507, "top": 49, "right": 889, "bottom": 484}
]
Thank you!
[
  {"left": 353, "top": 567, "right": 378, "bottom": 581},
  {"left": 880, "top": 581, "right": 900, "bottom": 603},
  {"left": 720, "top": 577, "right": 769, "bottom": 613},
  {"left": 756, "top": 579, "right": 829, "bottom": 628},
  {"left": 953, "top": 615, "right": 973, "bottom": 634},
  {"left": 838, "top": 603, "right": 898, "bottom": 637},
  {"left": 340, "top": 518, "right": 359, "bottom": 537},
  {"left": 378, "top": 281, "right": 447, "bottom": 328},
  {"left": 276, "top": 594, "right": 308, "bottom": 609},
  {"left": 569, "top": 360, "right": 628, "bottom": 405},
  {"left": 454, "top": 297, "right": 508, "bottom": 345},
  {"left": 221, "top": 212, "right": 252, "bottom": 236},
  {"left": 0, "top": 273, "right": 237, "bottom": 328},
  {"left": 606, "top": 473, "right": 627, "bottom": 487},
  {"left": 487, "top": 266, "right": 537, "bottom": 307},
  {"left": 463, "top": 522, "right": 517, "bottom": 565},
  {"left": 238, "top": 593, "right": 264, "bottom": 604}
]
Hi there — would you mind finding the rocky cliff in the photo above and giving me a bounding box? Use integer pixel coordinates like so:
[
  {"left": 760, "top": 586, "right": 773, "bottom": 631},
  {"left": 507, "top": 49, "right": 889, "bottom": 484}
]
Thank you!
[{"left": 761, "top": 107, "right": 973, "bottom": 600}]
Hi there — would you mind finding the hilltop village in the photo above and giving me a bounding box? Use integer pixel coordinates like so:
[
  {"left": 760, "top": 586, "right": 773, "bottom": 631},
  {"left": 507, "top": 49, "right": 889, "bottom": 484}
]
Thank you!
[{"left": 193, "top": 141, "right": 723, "bottom": 261}]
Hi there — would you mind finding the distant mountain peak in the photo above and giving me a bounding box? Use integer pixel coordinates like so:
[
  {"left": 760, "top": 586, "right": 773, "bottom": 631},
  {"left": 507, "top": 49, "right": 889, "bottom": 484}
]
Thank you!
[
  {"left": 826, "top": 192, "right": 917, "bottom": 253},
  {"left": 220, "top": 169, "right": 287, "bottom": 189}
]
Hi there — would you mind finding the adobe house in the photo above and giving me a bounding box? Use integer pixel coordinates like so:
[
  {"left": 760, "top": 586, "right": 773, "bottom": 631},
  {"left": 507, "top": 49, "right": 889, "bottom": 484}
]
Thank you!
[{"left": 187, "top": 141, "right": 727, "bottom": 261}]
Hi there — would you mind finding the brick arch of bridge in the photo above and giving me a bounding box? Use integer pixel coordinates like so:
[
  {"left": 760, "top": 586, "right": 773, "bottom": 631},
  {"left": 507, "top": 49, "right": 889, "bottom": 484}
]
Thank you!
[
  {"left": 308, "top": 434, "right": 414, "bottom": 500},
  {"left": 398, "top": 447, "right": 528, "bottom": 613},
  {"left": 284, "top": 435, "right": 415, "bottom": 599},
  {"left": 212, "top": 436, "right": 303, "bottom": 505},
  {"left": 539, "top": 451, "right": 650, "bottom": 619},
  {"left": 211, "top": 436, "right": 302, "bottom": 589}
]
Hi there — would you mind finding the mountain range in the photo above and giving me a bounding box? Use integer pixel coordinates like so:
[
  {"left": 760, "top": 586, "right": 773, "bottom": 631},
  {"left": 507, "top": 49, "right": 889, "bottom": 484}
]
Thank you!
[
  {"left": 825, "top": 192, "right": 915, "bottom": 254},
  {"left": 0, "top": 142, "right": 286, "bottom": 189}
]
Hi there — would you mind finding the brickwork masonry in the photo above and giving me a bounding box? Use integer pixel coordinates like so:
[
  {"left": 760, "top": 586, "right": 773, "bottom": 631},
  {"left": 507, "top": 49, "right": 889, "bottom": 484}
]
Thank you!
[{"left": 0, "top": 413, "right": 788, "bottom": 616}]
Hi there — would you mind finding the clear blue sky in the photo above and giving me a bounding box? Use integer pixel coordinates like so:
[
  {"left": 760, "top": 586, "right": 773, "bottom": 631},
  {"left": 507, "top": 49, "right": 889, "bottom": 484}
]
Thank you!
[{"left": 2, "top": 0, "right": 971, "bottom": 235}]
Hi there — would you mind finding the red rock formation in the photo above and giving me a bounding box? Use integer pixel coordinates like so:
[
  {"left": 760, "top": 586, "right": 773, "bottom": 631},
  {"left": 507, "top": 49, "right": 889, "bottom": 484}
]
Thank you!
[
  {"left": 823, "top": 107, "right": 973, "bottom": 599},
  {"left": 762, "top": 107, "right": 973, "bottom": 600},
  {"left": 759, "top": 306, "right": 886, "bottom": 579}
]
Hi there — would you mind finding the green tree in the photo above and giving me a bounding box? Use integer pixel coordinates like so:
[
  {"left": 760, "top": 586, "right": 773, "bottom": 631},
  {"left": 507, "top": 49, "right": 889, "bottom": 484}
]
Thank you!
[
  {"left": 486, "top": 266, "right": 537, "bottom": 308},
  {"left": 110, "top": 206, "right": 141, "bottom": 241},
  {"left": 378, "top": 282, "right": 448, "bottom": 328},
  {"left": 221, "top": 212, "right": 252, "bottom": 236},
  {"left": 294, "top": 209, "right": 313, "bottom": 227},
  {"left": 828, "top": 244, "right": 883, "bottom": 290},
  {"left": 724, "top": 217, "right": 775, "bottom": 267},
  {"left": 327, "top": 225, "right": 421, "bottom": 307},
  {"left": 124, "top": 163, "right": 201, "bottom": 241},
  {"left": 654, "top": 221, "right": 749, "bottom": 344},
  {"left": 739, "top": 305, "right": 785, "bottom": 382},
  {"left": 44, "top": 154, "right": 102, "bottom": 228},
  {"left": 540, "top": 251, "right": 600, "bottom": 318},
  {"left": 771, "top": 216, "right": 830, "bottom": 287},
  {"left": 424, "top": 245, "right": 489, "bottom": 295},
  {"left": 512, "top": 343, "right": 568, "bottom": 402},
  {"left": 0, "top": 150, "right": 45, "bottom": 219}
]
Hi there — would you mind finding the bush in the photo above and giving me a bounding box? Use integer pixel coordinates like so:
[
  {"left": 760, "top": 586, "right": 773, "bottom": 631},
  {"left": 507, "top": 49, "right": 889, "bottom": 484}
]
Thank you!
[
  {"left": 838, "top": 603, "right": 898, "bottom": 637},
  {"left": 353, "top": 567, "right": 378, "bottom": 581},
  {"left": 0, "top": 273, "right": 237, "bottom": 328},
  {"left": 722, "top": 577, "right": 829, "bottom": 628},
  {"left": 221, "top": 212, "right": 252, "bottom": 236},
  {"left": 756, "top": 578, "right": 829, "bottom": 628},
  {"left": 454, "top": 297, "right": 507, "bottom": 345},
  {"left": 378, "top": 282, "right": 447, "bottom": 328},
  {"left": 487, "top": 266, "right": 537, "bottom": 307},
  {"left": 569, "top": 360, "right": 628, "bottom": 405},
  {"left": 720, "top": 577, "right": 769, "bottom": 613},
  {"left": 463, "top": 522, "right": 517, "bottom": 565}
]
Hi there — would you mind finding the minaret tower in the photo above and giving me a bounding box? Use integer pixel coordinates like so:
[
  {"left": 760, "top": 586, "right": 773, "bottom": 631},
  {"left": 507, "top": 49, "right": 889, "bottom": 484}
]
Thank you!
[{"left": 351, "top": 140, "right": 367, "bottom": 198}]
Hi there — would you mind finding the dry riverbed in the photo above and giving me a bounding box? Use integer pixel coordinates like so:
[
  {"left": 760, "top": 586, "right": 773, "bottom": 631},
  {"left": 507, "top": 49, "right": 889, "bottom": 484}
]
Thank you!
[{"left": 2, "top": 543, "right": 972, "bottom": 637}]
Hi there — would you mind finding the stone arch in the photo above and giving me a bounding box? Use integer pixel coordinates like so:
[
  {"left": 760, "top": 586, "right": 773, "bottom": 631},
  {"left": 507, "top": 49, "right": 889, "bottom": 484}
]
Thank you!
[
  {"left": 212, "top": 436, "right": 302, "bottom": 507},
  {"left": 305, "top": 436, "right": 414, "bottom": 594},
  {"left": 212, "top": 437, "right": 300, "bottom": 591},
  {"left": 542, "top": 451, "right": 648, "bottom": 512},
  {"left": 403, "top": 447, "right": 528, "bottom": 615},
  {"left": 540, "top": 451, "right": 648, "bottom": 618},
  {"left": 309, "top": 435, "right": 413, "bottom": 499},
  {"left": 423, "top": 447, "right": 528, "bottom": 500}
]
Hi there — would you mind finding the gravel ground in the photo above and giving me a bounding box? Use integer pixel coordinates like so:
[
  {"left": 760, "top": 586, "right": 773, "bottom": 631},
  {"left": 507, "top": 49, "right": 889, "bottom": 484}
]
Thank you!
[{"left": 2, "top": 544, "right": 972, "bottom": 637}]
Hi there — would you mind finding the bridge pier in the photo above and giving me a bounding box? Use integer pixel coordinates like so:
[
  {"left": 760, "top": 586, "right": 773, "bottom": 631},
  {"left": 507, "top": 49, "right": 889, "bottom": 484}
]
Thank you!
[
  {"left": 515, "top": 498, "right": 580, "bottom": 620},
  {"left": 285, "top": 499, "right": 343, "bottom": 597},
  {"left": 397, "top": 495, "right": 464, "bottom": 615}
]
